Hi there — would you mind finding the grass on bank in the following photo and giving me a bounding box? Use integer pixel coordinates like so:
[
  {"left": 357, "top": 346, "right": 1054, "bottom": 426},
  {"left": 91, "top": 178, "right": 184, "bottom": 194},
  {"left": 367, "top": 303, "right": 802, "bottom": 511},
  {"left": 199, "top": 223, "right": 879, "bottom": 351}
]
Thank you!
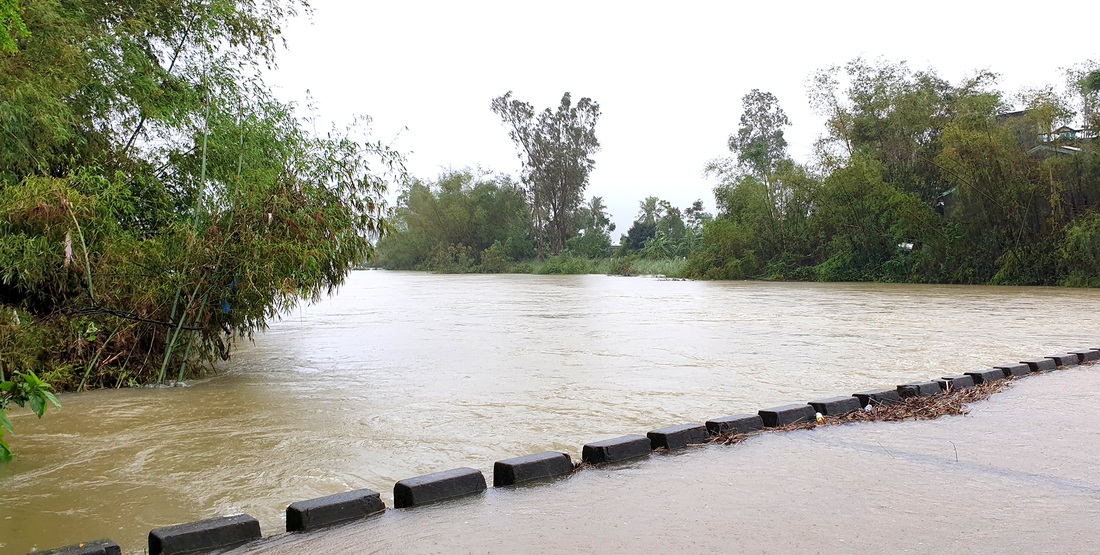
[
  {"left": 370, "top": 254, "right": 690, "bottom": 278},
  {"left": 520, "top": 255, "right": 688, "bottom": 277}
]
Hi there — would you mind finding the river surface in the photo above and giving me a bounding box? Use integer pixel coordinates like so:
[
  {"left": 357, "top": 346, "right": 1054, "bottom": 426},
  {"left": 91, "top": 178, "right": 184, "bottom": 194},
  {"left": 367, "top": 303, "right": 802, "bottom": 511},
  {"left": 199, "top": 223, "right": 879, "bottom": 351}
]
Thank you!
[{"left": 3, "top": 271, "right": 1100, "bottom": 553}]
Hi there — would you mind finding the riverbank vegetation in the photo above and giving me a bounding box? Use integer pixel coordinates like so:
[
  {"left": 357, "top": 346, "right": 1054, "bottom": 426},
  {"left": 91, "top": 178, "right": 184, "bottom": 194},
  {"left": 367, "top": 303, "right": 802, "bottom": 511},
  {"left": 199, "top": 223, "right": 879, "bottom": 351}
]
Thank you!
[
  {"left": 0, "top": 0, "right": 399, "bottom": 405},
  {"left": 377, "top": 59, "right": 1100, "bottom": 288}
]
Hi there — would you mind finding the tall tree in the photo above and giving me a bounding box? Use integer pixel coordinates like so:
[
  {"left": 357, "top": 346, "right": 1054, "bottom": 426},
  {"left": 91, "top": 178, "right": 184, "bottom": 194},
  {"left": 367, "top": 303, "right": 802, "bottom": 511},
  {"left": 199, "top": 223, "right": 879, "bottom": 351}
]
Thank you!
[
  {"left": 730, "top": 89, "right": 791, "bottom": 184},
  {"left": 709, "top": 90, "right": 799, "bottom": 257},
  {"left": 637, "top": 195, "right": 665, "bottom": 225},
  {"left": 491, "top": 91, "right": 601, "bottom": 258},
  {"left": 1069, "top": 63, "right": 1100, "bottom": 130}
]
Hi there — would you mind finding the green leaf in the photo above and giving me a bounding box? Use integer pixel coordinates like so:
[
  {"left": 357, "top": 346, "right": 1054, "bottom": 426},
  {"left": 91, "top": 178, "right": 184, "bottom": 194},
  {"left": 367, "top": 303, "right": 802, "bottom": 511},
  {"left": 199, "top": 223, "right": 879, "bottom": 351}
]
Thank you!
[
  {"left": 29, "top": 394, "right": 44, "bottom": 418},
  {"left": 0, "top": 411, "right": 12, "bottom": 434},
  {"left": 43, "top": 390, "right": 61, "bottom": 410},
  {"left": 21, "top": 370, "right": 43, "bottom": 388},
  {"left": 0, "top": 438, "right": 11, "bottom": 463}
]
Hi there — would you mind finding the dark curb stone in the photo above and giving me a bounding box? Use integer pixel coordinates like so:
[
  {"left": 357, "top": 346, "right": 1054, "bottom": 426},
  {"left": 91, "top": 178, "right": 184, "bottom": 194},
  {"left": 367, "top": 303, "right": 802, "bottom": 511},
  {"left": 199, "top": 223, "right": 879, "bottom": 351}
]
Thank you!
[
  {"left": 647, "top": 424, "right": 710, "bottom": 450},
  {"left": 995, "top": 363, "right": 1031, "bottom": 377},
  {"left": 286, "top": 489, "right": 385, "bottom": 533},
  {"left": 1022, "top": 358, "right": 1057, "bottom": 372},
  {"left": 1046, "top": 354, "right": 1079, "bottom": 367},
  {"left": 493, "top": 452, "right": 573, "bottom": 487},
  {"left": 393, "top": 467, "right": 487, "bottom": 509},
  {"left": 808, "top": 396, "right": 862, "bottom": 416},
  {"left": 149, "top": 514, "right": 261, "bottom": 555},
  {"left": 758, "top": 404, "right": 817, "bottom": 427},
  {"left": 852, "top": 389, "right": 901, "bottom": 408},
  {"left": 897, "top": 381, "right": 941, "bottom": 398},
  {"left": 937, "top": 375, "right": 976, "bottom": 391},
  {"left": 1071, "top": 349, "right": 1100, "bottom": 362},
  {"left": 39, "top": 539, "right": 121, "bottom": 555},
  {"left": 965, "top": 369, "right": 1006, "bottom": 384},
  {"left": 581, "top": 435, "right": 652, "bottom": 464},
  {"left": 705, "top": 414, "right": 765, "bottom": 435}
]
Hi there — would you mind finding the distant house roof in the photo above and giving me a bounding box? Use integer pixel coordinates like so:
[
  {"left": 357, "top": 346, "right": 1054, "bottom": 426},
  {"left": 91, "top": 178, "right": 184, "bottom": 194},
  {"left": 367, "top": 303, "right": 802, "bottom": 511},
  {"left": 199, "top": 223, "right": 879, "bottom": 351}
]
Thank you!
[
  {"left": 996, "top": 109, "right": 1030, "bottom": 121},
  {"left": 1028, "top": 144, "right": 1082, "bottom": 156}
]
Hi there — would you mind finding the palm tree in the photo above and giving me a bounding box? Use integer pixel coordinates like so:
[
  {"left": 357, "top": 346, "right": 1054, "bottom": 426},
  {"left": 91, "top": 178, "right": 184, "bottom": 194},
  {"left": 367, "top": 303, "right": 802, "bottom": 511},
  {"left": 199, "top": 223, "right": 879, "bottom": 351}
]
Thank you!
[{"left": 637, "top": 196, "right": 664, "bottom": 225}]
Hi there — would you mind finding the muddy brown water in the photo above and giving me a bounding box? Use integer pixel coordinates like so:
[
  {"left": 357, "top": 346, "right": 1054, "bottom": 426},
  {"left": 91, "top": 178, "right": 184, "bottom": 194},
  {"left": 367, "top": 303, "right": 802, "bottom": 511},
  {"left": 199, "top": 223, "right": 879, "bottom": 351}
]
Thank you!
[{"left": 3, "top": 271, "right": 1100, "bottom": 553}]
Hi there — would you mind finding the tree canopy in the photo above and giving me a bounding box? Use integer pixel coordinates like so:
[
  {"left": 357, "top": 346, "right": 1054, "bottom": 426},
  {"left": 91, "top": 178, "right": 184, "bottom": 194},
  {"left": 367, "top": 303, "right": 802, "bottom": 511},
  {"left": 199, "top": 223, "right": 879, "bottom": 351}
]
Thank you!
[
  {"left": 491, "top": 91, "right": 601, "bottom": 258},
  {"left": 375, "top": 170, "right": 532, "bottom": 272},
  {"left": 687, "top": 57, "right": 1100, "bottom": 285},
  {"left": 0, "top": 0, "right": 400, "bottom": 393}
]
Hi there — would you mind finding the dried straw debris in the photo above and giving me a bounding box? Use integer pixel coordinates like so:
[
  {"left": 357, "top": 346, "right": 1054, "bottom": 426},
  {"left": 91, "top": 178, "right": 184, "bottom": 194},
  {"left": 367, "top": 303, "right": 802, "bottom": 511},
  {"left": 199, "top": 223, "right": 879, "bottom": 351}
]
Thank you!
[{"left": 711, "top": 379, "right": 1015, "bottom": 446}]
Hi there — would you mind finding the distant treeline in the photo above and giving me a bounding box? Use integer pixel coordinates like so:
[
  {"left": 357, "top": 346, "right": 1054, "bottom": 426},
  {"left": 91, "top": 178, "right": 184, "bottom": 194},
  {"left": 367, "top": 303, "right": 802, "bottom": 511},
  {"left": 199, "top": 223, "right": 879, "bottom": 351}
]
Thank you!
[{"left": 376, "top": 59, "right": 1100, "bottom": 286}]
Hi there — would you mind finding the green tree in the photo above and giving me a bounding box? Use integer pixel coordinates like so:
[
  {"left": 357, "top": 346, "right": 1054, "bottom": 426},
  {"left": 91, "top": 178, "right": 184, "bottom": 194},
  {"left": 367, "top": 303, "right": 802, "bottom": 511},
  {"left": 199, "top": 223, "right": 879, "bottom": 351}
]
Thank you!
[
  {"left": 1061, "top": 211, "right": 1100, "bottom": 286},
  {"left": 0, "top": 0, "right": 400, "bottom": 399},
  {"left": 707, "top": 90, "right": 806, "bottom": 260},
  {"left": 376, "top": 170, "right": 532, "bottom": 271},
  {"left": 491, "top": 91, "right": 601, "bottom": 257},
  {"left": 636, "top": 196, "right": 665, "bottom": 225},
  {"left": 566, "top": 196, "right": 615, "bottom": 258},
  {"left": 811, "top": 155, "right": 927, "bottom": 282},
  {"left": 1068, "top": 62, "right": 1100, "bottom": 130},
  {"left": 621, "top": 198, "right": 705, "bottom": 259},
  {"left": 0, "top": 0, "right": 28, "bottom": 53},
  {"left": 934, "top": 101, "right": 1058, "bottom": 284},
  {"left": 808, "top": 58, "right": 1001, "bottom": 204},
  {"left": 729, "top": 89, "right": 791, "bottom": 183}
]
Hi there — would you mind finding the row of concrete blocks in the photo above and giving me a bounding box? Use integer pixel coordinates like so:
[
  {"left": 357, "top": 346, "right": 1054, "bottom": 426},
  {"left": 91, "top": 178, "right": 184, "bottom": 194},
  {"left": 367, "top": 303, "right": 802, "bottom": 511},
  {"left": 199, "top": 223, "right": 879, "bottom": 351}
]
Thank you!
[{"left": 41, "top": 348, "right": 1100, "bottom": 555}]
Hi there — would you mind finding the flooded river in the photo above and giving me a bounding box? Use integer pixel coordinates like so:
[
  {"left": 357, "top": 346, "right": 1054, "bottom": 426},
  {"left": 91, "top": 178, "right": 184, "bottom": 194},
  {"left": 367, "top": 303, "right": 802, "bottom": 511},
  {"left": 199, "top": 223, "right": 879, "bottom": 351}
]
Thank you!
[{"left": 4, "top": 271, "right": 1100, "bottom": 553}]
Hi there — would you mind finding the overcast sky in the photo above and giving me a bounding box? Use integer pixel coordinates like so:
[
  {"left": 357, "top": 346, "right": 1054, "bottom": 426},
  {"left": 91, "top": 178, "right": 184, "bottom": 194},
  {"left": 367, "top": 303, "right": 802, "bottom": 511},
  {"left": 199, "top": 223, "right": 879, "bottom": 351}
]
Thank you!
[{"left": 267, "top": 0, "right": 1098, "bottom": 238}]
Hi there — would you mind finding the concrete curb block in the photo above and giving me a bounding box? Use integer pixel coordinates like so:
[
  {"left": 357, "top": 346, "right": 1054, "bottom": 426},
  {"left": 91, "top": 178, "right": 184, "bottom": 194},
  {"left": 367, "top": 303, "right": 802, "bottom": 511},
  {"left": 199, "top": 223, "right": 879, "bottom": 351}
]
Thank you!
[
  {"left": 581, "top": 435, "right": 652, "bottom": 464},
  {"left": 285, "top": 489, "right": 385, "bottom": 533},
  {"left": 1071, "top": 349, "right": 1100, "bottom": 362},
  {"left": 38, "top": 539, "right": 121, "bottom": 555},
  {"left": 759, "top": 404, "right": 817, "bottom": 427},
  {"left": 938, "top": 375, "right": 976, "bottom": 391},
  {"left": 897, "top": 381, "right": 941, "bottom": 398},
  {"left": 493, "top": 452, "right": 573, "bottom": 487},
  {"left": 393, "top": 468, "right": 487, "bottom": 509},
  {"left": 148, "top": 514, "right": 261, "bottom": 555},
  {"left": 647, "top": 424, "right": 710, "bottom": 450},
  {"left": 1046, "top": 354, "right": 1079, "bottom": 367},
  {"left": 808, "top": 396, "right": 862, "bottom": 416},
  {"left": 965, "top": 369, "right": 1006, "bottom": 384},
  {"left": 705, "top": 414, "right": 765, "bottom": 435},
  {"left": 852, "top": 389, "right": 901, "bottom": 408},
  {"left": 995, "top": 363, "right": 1031, "bottom": 377},
  {"left": 1021, "top": 358, "right": 1057, "bottom": 371}
]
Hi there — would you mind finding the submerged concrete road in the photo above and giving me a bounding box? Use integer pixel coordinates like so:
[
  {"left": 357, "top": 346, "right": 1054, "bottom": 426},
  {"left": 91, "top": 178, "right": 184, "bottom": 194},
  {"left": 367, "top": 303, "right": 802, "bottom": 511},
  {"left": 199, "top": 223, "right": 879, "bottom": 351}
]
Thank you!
[{"left": 230, "top": 367, "right": 1100, "bottom": 554}]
